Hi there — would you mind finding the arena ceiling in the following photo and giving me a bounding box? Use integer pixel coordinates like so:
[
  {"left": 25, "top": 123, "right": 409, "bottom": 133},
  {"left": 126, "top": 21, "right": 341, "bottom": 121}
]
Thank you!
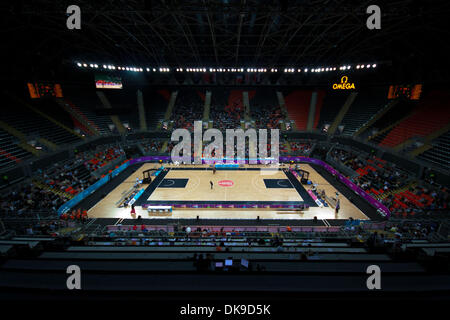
[{"left": 2, "top": 0, "right": 450, "bottom": 79}]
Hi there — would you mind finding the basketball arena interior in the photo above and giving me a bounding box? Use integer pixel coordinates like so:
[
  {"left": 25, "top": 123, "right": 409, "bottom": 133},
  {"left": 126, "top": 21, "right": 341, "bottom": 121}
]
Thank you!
[{"left": 0, "top": 0, "right": 449, "bottom": 307}]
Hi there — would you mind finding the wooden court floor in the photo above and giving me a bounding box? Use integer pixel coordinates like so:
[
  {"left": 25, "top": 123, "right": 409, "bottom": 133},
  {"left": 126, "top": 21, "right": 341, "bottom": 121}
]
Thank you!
[{"left": 88, "top": 163, "right": 368, "bottom": 221}]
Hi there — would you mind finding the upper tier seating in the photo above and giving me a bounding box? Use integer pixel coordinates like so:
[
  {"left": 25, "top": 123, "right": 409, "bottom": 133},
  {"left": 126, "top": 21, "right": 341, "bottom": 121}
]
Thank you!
[
  {"left": 340, "top": 87, "right": 388, "bottom": 136},
  {"left": 316, "top": 92, "right": 349, "bottom": 131},
  {"left": 58, "top": 85, "right": 114, "bottom": 135},
  {"left": 379, "top": 91, "right": 450, "bottom": 148},
  {"left": 0, "top": 128, "right": 32, "bottom": 170},
  {"left": 283, "top": 90, "right": 312, "bottom": 130},
  {"left": 170, "top": 89, "right": 204, "bottom": 131},
  {"left": 417, "top": 130, "right": 450, "bottom": 172},
  {"left": 3, "top": 97, "right": 81, "bottom": 146}
]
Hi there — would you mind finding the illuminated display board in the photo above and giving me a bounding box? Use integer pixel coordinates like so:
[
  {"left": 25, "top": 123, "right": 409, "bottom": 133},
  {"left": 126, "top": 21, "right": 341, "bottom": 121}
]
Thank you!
[
  {"left": 387, "top": 84, "right": 422, "bottom": 100},
  {"left": 27, "top": 82, "right": 63, "bottom": 98},
  {"left": 95, "top": 74, "right": 123, "bottom": 89}
]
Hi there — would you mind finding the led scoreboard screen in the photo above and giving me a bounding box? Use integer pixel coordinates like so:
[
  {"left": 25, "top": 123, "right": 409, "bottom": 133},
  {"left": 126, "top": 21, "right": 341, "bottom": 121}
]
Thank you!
[
  {"left": 27, "top": 82, "right": 63, "bottom": 99},
  {"left": 387, "top": 84, "right": 422, "bottom": 100},
  {"left": 95, "top": 74, "right": 123, "bottom": 89}
]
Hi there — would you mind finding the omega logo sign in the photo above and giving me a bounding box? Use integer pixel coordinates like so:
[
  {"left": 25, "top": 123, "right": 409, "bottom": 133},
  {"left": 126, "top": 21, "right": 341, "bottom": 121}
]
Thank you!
[{"left": 332, "top": 76, "right": 356, "bottom": 90}]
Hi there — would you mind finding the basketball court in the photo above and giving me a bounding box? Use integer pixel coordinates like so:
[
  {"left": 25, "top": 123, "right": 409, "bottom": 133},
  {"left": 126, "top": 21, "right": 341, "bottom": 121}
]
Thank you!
[{"left": 88, "top": 163, "right": 368, "bottom": 221}]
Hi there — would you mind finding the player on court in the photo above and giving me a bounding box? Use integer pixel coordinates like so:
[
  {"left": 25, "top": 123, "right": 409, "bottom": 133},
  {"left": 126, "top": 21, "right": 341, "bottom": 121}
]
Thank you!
[{"left": 210, "top": 181, "right": 213, "bottom": 189}]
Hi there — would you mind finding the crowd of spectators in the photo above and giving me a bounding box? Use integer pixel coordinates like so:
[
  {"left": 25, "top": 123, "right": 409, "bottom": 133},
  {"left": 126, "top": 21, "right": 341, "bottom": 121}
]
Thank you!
[
  {"left": 171, "top": 94, "right": 203, "bottom": 131},
  {"left": 280, "top": 139, "right": 312, "bottom": 155},
  {"left": 0, "top": 183, "right": 65, "bottom": 216},
  {"left": 331, "top": 148, "right": 408, "bottom": 195},
  {"left": 331, "top": 147, "right": 449, "bottom": 217},
  {"left": 251, "top": 104, "right": 284, "bottom": 129},
  {"left": 142, "top": 139, "right": 164, "bottom": 154},
  {"left": 0, "top": 144, "right": 126, "bottom": 218},
  {"left": 80, "top": 145, "right": 125, "bottom": 171},
  {"left": 210, "top": 104, "right": 242, "bottom": 131},
  {"left": 382, "top": 184, "right": 449, "bottom": 217}
]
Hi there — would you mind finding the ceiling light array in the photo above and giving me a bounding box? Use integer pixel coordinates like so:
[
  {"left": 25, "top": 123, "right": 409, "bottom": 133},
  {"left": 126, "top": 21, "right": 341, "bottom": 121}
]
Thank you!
[
  {"left": 356, "top": 64, "right": 377, "bottom": 69},
  {"left": 76, "top": 62, "right": 377, "bottom": 73}
]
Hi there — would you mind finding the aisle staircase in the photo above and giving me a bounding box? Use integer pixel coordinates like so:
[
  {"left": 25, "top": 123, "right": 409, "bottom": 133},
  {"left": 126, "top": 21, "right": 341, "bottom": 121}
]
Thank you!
[
  {"left": 160, "top": 91, "right": 178, "bottom": 130},
  {"left": 0, "top": 120, "right": 41, "bottom": 156},
  {"left": 56, "top": 99, "right": 100, "bottom": 136},
  {"left": 328, "top": 92, "right": 358, "bottom": 135},
  {"left": 203, "top": 90, "right": 212, "bottom": 121},
  {"left": 32, "top": 179, "right": 74, "bottom": 200},
  {"left": 375, "top": 181, "right": 417, "bottom": 201},
  {"left": 284, "top": 90, "right": 312, "bottom": 130},
  {"left": 137, "top": 90, "right": 147, "bottom": 131},
  {"left": 96, "top": 91, "right": 126, "bottom": 134},
  {"left": 9, "top": 94, "right": 84, "bottom": 140}
]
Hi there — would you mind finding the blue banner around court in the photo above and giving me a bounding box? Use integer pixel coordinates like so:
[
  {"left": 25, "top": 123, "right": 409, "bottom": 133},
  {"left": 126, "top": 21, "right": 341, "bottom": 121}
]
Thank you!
[{"left": 57, "top": 161, "right": 130, "bottom": 215}]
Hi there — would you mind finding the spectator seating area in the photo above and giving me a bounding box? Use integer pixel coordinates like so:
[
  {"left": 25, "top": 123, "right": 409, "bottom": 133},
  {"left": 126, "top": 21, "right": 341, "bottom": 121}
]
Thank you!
[
  {"left": 283, "top": 90, "right": 313, "bottom": 130},
  {"left": 0, "top": 128, "right": 33, "bottom": 170},
  {"left": 0, "top": 144, "right": 125, "bottom": 218},
  {"left": 418, "top": 130, "right": 450, "bottom": 171},
  {"left": 316, "top": 91, "right": 349, "bottom": 131},
  {"left": 331, "top": 146, "right": 449, "bottom": 218},
  {"left": 63, "top": 85, "right": 115, "bottom": 134},
  {"left": 251, "top": 103, "right": 284, "bottom": 129},
  {"left": 3, "top": 96, "right": 81, "bottom": 146},
  {"left": 379, "top": 91, "right": 450, "bottom": 148},
  {"left": 170, "top": 89, "right": 204, "bottom": 131},
  {"left": 141, "top": 138, "right": 165, "bottom": 154},
  {"left": 80, "top": 145, "right": 125, "bottom": 172},
  {"left": 280, "top": 139, "right": 312, "bottom": 156},
  {"left": 0, "top": 219, "right": 447, "bottom": 276},
  {"left": 339, "top": 87, "right": 388, "bottom": 136}
]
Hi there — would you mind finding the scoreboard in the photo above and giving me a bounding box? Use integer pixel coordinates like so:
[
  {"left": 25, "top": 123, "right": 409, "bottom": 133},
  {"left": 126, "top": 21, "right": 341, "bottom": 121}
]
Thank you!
[
  {"left": 95, "top": 74, "right": 123, "bottom": 89},
  {"left": 387, "top": 84, "right": 422, "bottom": 100},
  {"left": 27, "top": 82, "right": 63, "bottom": 99}
]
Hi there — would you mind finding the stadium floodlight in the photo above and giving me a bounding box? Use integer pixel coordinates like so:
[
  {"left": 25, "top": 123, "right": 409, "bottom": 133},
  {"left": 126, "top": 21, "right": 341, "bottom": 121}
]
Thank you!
[
  {"left": 77, "top": 63, "right": 82, "bottom": 67},
  {"left": 89, "top": 64, "right": 94, "bottom": 68},
  {"left": 356, "top": 65, "right": 360, "bottom": 69},
  {"left": 372, "top": 64, "right": 377, "bottom": 68},
  {"left": 94, "top": 64, "right": 98, "bottom": 68},
  {"left": 366, "top": 64, "right": 370, "bottom": 68},
  {"left": 361, "top": 64, "right": 365, "bottom": 68}
]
